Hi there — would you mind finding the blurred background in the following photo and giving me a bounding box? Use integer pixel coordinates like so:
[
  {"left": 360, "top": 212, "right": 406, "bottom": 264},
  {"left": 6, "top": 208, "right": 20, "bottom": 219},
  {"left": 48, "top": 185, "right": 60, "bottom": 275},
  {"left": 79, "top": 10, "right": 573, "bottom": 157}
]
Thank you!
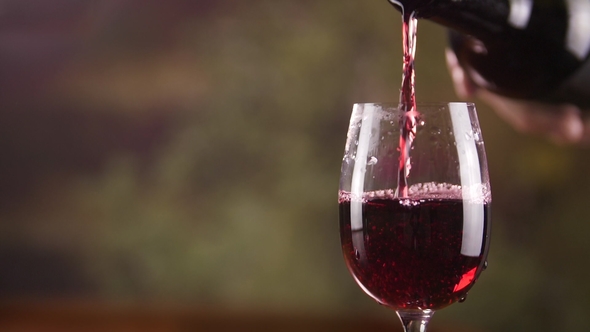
[{"left": 1, "top": 0, "right": 590, "bottom": 331}]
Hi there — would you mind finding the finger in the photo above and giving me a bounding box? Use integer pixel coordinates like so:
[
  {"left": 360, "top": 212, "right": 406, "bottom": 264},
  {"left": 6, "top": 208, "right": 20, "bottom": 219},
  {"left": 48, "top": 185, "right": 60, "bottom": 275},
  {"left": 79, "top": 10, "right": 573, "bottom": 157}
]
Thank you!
[
  {"left": 545, "top": 106, "right": 584, "bottom": 145},
  {"left": 580, "top": 116, "right": 590, "bottom": 146},
  {"left": 445, "top": 48, "right": 477, "bottom": 98},
  {"left": 478, "top": 89, "right": 584, "bottom": 145}
]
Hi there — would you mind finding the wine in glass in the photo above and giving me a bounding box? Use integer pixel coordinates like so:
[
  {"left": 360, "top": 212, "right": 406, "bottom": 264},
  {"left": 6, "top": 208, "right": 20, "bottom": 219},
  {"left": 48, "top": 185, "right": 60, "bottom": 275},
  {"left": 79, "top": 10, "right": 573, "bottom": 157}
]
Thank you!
[{"left": 339, "top": 102, "right": 491, "bottom": 331}]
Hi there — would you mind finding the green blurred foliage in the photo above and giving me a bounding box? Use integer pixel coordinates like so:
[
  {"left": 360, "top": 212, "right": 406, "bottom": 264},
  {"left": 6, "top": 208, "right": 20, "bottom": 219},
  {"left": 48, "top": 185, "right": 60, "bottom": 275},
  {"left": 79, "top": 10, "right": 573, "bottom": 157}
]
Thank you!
[{"left": 1, "top": 1, "right": 590, "bottom": 331}]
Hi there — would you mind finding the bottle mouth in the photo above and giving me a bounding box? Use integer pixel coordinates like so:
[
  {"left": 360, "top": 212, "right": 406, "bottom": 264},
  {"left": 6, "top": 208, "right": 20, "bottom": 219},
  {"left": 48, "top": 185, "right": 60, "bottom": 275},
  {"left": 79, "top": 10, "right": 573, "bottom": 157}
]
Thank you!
[{"left": 387, "top": 0, "right": 438, "bottom": 18}]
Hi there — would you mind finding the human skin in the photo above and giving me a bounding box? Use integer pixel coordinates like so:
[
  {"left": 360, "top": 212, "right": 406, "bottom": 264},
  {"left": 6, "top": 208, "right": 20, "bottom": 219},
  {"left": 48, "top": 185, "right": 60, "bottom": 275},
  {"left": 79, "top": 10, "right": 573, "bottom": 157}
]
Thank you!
[{"left": 445, "top": 48, "right": 590, "bottom": 146}]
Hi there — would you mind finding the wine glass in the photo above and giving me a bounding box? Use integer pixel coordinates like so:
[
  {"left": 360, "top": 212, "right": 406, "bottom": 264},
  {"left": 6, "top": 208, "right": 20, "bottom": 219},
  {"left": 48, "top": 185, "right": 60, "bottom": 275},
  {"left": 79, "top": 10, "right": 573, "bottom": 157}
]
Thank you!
[{"left": 338, "top": 102, "right": 491, "bottom": 331}]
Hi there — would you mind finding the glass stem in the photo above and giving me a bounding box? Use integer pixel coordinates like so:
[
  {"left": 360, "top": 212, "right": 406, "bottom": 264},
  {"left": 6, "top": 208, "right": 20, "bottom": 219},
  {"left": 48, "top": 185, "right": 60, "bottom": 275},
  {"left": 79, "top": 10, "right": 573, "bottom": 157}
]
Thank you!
[{"left": 396, "top": 309, "right": 434, "bottom": 332}]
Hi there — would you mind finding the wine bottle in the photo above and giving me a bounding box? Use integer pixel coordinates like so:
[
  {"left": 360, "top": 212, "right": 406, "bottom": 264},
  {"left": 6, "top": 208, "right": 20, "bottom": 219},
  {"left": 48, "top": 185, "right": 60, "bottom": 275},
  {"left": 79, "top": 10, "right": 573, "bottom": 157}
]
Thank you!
[{"left": 389, "top": 0, "right": 590, "bottom": 109}]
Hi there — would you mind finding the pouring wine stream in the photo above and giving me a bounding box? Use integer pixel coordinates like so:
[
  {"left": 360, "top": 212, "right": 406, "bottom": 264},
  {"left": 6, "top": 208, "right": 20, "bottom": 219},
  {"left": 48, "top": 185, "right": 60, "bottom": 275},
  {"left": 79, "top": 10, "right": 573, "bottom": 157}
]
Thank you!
[
  {"left": 389, "top": 0, "right": 420, "bottom": 199},
  {"left": 390, "top": 1, "right": 435, "bottom": 330}
]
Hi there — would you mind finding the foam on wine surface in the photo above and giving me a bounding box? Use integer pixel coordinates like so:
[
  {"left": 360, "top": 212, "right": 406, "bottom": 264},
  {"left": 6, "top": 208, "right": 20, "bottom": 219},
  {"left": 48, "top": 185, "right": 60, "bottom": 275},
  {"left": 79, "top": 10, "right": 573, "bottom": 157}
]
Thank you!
[{"left": 338, "top": 182, "right": 491, "bottom": 204}]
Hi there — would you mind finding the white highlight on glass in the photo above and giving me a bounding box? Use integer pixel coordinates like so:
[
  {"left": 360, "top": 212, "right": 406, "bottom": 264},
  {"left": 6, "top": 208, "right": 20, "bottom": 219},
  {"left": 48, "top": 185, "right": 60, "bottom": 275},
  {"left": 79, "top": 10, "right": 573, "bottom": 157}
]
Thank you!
[
  {"left": 349, "top": 104, "right": 381, "bottom": 265},
  {"left": 508, "top": 0, "right": 533, "bottom": 29},
  {"left": 449, "top": 103, "right": 484, "bottom": 257},
  {"left": 350, "top": 104, "right": 376, "bottom": 231},
  {"left": 565, "top": 0, "right": 590, "bottom": 60}
]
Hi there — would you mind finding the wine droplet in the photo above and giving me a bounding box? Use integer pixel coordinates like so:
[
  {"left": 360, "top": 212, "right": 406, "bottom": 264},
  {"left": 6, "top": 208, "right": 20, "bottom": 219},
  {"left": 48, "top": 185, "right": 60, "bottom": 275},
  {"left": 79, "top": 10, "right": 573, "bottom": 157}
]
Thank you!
[
  {"left": 483, "top": 260, "right": 488, "bottom": 270},
  {"left": 355, "top": 249, "right": 361, "bottom": 261},
  {"left": 367, "top": 156, "right": 378, "bottom": 166},
  {"left": 459, "top": 295, "right": 467, "bottom": 303}
]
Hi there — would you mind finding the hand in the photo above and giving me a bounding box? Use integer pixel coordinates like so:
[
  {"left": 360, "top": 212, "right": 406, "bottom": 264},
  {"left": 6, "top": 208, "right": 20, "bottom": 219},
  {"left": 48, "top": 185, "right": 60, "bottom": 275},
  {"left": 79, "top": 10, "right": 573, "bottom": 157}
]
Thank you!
[{"left": 446, "top": 48, "right": 590, "bottom": 145}]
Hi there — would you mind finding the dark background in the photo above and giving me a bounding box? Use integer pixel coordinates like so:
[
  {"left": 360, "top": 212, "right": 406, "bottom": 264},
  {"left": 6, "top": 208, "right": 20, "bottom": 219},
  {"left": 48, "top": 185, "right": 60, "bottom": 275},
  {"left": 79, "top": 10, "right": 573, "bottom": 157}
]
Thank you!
[{"left": 1, "top": 1, "right": 589, "bottom": 331}]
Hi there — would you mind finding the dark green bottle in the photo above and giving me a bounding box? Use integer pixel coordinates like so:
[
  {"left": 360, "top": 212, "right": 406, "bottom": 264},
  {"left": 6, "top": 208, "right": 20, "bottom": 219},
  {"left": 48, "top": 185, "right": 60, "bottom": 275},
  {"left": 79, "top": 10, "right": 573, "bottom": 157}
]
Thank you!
[{"left": 389, "top": 0, "right": 590, "bottom": 109}]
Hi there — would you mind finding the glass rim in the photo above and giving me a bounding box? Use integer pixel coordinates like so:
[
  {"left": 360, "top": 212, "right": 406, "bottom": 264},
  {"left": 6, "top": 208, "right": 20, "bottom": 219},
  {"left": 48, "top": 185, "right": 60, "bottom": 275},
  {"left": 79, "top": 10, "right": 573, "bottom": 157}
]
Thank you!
[
  {"left": 352, "top": 101, "right": 476, "bottom": 107},
  {"left": 350, "top": 102, "right": 477, "bottom": 117}
]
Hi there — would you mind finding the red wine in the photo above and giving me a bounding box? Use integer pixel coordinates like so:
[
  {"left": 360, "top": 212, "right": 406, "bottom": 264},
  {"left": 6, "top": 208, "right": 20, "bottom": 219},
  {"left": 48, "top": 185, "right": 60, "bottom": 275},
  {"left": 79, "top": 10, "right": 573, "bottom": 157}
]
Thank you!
[{"left": 339, "top": 187, "right": 490, "bottom": 310}]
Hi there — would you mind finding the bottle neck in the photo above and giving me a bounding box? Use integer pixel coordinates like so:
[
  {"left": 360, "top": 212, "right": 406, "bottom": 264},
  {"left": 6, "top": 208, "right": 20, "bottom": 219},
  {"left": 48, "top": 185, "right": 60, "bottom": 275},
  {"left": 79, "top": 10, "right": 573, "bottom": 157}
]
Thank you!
[
  {"left": 417, "top": 0, "right": 512, "bottom": 40},
  {"left": 419, "top": 0, "right": 590, "bottom": 105},
  {"left": 419, "top": 0, "right": 590, "bottom": 61},
  {"left": 389, "top": 0, "right": 590, "bottom": 106}
]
